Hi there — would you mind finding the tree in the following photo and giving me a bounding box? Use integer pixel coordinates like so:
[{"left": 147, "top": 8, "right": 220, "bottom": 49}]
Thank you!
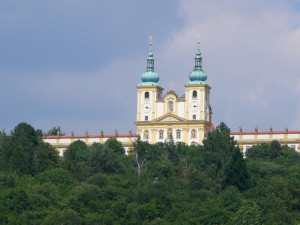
[
  {"left": 246, "top": 140, "right": 284, "bottom": 160},
  {"left": 223, "top": 149, "right": 250, "bottom": 191},
  {"left": 88, "top": 143, "right": 126, "bottom": 174},
  {"left": 46, "top": 126, "right": 64, "bottom": 136},
  {"left": 104, "top": 138, "right": 125, "bottom": 155},
  {"left": 203, "top": 122, "right": 237, "bottom": 169},
  {"left": 63, "top": 140, "right": 89, "bottom": 178},
  {"left": 9, "top": 123, "right": 39, "bottom": 175},
  {"left": 35, "top": 142, "right": 60, "bottom": 173},
  {"left": 132, "top": 136, "right": 149, "bottom": 178}
]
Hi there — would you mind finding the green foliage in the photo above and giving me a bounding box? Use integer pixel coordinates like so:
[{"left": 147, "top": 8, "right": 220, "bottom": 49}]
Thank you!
[
  {"left": 223, "top": 149, "right": 250, "bottom": 191},
  {"left": 35, "top": 142, "right": 59, "bottom": 173},
  {"left": 0, "top": 123, "right": 60, "bottom": 176},
  {"left": 246, "top": 140, "right": 284, "bottom": 160},
  {"left": 63, "top": 140, "right": 89, "bottom": 178},
  {"left": 46, "top": 126, "right": 64, "bottom": 136},
  {"left": 105, "top": 138, "right": 125, "bottom": 155},
  {"left": 0, "top": 122, "right": 299, "bottom": 224},
  {"left": 88, "top": 143, "right": 126, "bottom": 174}
]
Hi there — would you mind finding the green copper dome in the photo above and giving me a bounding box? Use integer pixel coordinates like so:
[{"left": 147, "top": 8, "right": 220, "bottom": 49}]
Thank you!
[
  {"left": 186, "top": 48, "right": 207, "bottom": 85},
  {"left": 138, "top": 48, "right": 160, "bottom": 86}
]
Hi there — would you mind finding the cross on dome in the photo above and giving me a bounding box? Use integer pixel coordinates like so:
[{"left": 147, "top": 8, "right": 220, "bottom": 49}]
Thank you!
[
  {"left": 149, "top": 35, "right": 153, "bottom": 49},
  {"left": 138, "top": 36, "right": 160, "bottom": 86},
  {"left": 186, "top": 34, "right": 208, "bottom": 85}
]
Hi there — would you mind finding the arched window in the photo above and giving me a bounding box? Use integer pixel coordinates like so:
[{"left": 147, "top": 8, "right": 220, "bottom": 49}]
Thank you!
[
  {"left": 176, "top": 130, "right": 181, "bottom": 139},
  {"left": 143, "top": 130, "right": 149, "bottom": 139},
  {"left": 145, "top": 92, "right": 149, "bottom": 98},
  {"left": 159, "top": 130, "right": 164, "bottom": 139},
  {"left": 192, "top": 90, "right": 197, "bottom": 98}
]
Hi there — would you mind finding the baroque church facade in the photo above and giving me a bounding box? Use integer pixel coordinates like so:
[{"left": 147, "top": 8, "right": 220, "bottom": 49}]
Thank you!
[
  {"left": 44, "top": 39, "right": 300, "bottom": 155},
  {"left": 136, "top": 39, "right": 212, "bottom": 145}
]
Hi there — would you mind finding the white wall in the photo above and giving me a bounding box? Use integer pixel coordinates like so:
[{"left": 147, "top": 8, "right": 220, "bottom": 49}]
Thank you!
[
  {"left": 243, "top": 135, "right": 255, "bottom": 140},
  {"left": 88, "top": 138, "right": 100, "bottom": 144},
  {"left": 273, "top": 134, "right": 284, "bottom": 139},
  {"left": 178, "top": 102, "right": 185, "bottom": 118},
  {"left": 258, "top": 135, "right": 269, "bottom": 139}
]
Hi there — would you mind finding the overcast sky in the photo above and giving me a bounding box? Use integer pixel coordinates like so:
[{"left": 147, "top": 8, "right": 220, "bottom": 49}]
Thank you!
[{"left": 1, "top": 0, "right": 300, "bottom": 135}]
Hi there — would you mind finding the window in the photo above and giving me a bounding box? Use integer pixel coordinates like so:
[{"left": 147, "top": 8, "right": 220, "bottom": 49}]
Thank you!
[
  {"left": 145, "top": 92, "right": 149, "bottom": 98},
  {"left": 145, "top": 116, "right": 148, "bottom": 121},
  {"left": 291, "top": 145, "right": 296, "bottom": 150},
  {"left": 159, "top": 130, "right": 164, "bottom": 139},
  {"left": 192, "top": 90, "right": 197, "bottom": 98},
  {"left": 176, "top": 130, "right": 181, "bottom": 139},
  {"left": 191, "top": 141, "right": 197, "bottom": 146},
  {"left": 193, "top": 115, "right": 196, "bottom": 120},
  {"left": 143, "top": 130, "right": 149, "bottom": 139}
]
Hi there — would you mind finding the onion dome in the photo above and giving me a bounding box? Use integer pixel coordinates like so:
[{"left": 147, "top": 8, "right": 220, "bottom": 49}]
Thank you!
[
  {"left": 138, "top": 36, "right": 160, "bottom": 86},
  {"left": 186, "top": 41, "right": 207, "bottom": 85}
]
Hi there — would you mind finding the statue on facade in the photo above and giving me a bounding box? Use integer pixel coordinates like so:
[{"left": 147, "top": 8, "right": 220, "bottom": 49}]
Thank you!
[
  {"left": 191, "top": 129, "right": 196, "bottom": 139},
  {"left": 143, "top": 130, "right": 149, "bottom": 139},
  {"left": 168, "top": 101, "right": 174, "bottom": 113},
  {"left": 167, "top": 128, "right": 173, "bottom": 139}
]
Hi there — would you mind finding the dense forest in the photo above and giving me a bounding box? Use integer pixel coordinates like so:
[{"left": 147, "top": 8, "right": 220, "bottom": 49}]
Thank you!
[{"left": 0, "top": 122, "right": 299, "bottom": 224}]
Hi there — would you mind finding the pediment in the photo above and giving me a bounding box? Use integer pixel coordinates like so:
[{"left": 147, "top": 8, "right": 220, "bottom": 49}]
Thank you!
[{"left": 153, "top": 113, "right": 187, "bottom": 123}]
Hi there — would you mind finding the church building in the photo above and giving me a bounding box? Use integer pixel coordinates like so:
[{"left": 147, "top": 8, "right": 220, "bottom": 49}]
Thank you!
[
  {"left": 43, "top": 38, "right": 300, "bottom": 155},
  {"left": 135, "top": 37, "right": 212, "bottom": 145}
]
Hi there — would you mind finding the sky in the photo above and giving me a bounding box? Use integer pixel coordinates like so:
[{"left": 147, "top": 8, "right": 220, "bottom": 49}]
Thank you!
[{"left": 1, "top": 0, "right": 300, "bottom": 135}]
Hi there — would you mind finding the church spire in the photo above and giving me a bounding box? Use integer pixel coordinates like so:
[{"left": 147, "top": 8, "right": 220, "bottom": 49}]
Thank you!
[
  {"left": 147, "top": 35, "right": 154, "bottom": 72},
  {"left": 194, "top": 35, "right": 202, "bottom": 70},
  {"left": 186, "top": 35, "right": 207, "bottom": 85},
  {"left": 138, "top": 35, "right": 160, "bottom": 86}
]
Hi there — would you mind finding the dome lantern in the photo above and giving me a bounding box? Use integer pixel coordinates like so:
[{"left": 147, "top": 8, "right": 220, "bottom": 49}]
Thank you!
[
  {"left": 138, "top": 36, "right": 160, "bottom": 86},
  {"left": 186, "top": 37, "right": 207, "bottom": 85}
]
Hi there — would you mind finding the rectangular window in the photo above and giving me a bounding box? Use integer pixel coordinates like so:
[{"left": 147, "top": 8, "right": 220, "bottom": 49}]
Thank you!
[
  {"left": 176, "top": 131, "right": 181, "bottom": 139},
  {"left": 193, "top": 115, "right": 196, "bottom": 120},
  {"left": 145, "top": 116, "right": 148, "bottom": 121},
  {"left": 159, "top": 131, "right": 164, "bottom": 139},
  {"left": 291, "top": 145, "right": 296, "bottom": 150}
]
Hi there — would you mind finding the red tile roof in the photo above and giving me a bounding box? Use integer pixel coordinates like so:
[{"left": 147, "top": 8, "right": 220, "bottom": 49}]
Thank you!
[
  {"left": 45, "top": 134, "right": 137, "bottom": 139},
  {"left": 230, "top": 130, "right": 299, "bottom": 135}
]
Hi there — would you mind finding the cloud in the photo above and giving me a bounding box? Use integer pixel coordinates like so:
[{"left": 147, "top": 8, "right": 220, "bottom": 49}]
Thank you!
[
  {"left": 1, "top": 0, "right": 300, "bottom": 134},
  {"left": 154, "top": 0, "right": 300, "bottom": 131}
]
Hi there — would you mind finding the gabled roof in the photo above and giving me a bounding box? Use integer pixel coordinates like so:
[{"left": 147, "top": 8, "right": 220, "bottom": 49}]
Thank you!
[{"left": 152, "top": 113, "right": 187, "bottom": 123}]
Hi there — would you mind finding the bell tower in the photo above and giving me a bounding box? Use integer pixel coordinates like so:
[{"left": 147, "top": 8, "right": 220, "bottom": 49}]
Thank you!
[
  {"left": 136, "top": 36, "right": 163, "bottom": 141},
  {"left": 135, "top": 36, "right": 213, "bottom": 145},
  {"left": 184, "top": 37, "right": 212, "bottom": 144}
]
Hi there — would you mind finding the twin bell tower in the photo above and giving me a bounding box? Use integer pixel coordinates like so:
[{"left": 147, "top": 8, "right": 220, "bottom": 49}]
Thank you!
[{"left": 135, "top": 36, "right": 213, "bottom": 145}]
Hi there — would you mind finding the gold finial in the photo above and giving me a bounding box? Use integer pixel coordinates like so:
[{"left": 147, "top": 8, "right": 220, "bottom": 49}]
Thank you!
[
  {"left": 149, "top": 35, "right": 153, "bottom": 48},
  {"left": 170, "top": 82, "right": 174, "bottom": 91}
]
